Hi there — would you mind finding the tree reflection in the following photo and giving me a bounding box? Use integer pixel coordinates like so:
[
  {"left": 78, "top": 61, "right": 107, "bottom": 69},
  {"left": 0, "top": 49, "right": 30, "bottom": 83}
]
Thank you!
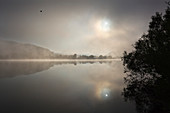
[
  {"left": 122, "top": 3, "right": 170, "bottom": 113},
  {"left": 0, "top": 60, "right": 113, "bottom": 78}
]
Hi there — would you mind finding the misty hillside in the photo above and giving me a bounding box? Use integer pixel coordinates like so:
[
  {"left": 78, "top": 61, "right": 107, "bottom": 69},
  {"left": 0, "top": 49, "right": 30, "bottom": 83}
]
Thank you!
[{"left": 0, "top": 40, "right": 56, "bottom": 59}]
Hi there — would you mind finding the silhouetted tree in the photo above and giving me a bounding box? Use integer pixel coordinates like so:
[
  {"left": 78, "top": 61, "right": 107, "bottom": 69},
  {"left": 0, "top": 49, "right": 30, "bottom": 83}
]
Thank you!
[
  {"left": 122, "top": 3, "right": 170, "bottom": 113},
  {"left": 89, "top": 55, "right": 95, "bottom": 59},
  {"left": 99, "top": 55, "right": 103, "bottom": 59},
  {"left": 72, "top": 54, "right": 77, "bottom": 59}
]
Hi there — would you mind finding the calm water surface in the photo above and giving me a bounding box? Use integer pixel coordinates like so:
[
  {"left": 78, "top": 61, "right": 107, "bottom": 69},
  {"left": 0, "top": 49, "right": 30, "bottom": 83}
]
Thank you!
[{"left": 0, "top": 60, "right": 136, "bottom": 113}]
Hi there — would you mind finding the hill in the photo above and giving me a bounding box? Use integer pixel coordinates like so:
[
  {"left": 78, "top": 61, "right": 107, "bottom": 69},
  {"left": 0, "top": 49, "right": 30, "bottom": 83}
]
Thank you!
[{"left": 0, "top": 40, "right": 55, "bottom": 59}]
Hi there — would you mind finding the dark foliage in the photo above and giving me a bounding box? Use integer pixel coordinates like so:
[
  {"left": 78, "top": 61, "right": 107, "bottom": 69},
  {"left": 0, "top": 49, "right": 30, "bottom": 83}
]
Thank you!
[{"left": 122, "top": 3, "right": 170, "bottom": 113}]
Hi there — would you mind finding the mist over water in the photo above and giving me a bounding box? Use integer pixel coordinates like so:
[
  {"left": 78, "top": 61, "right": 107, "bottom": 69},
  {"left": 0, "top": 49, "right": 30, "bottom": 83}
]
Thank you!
[
  {"left": 0, "top": 60, "right": 136, "bottom": 113},
  {"left": 0, "top": 1, "right": 168, "bottom": 112}
]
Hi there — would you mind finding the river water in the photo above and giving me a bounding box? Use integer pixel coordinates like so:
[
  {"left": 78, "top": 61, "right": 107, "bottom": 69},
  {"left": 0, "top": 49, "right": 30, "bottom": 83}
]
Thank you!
[{"left": 0, "top": 60, "right": 136, "bottom": 113}]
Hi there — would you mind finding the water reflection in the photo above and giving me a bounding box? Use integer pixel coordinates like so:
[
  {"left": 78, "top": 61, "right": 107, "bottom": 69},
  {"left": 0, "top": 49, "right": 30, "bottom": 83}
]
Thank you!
[
  {"left": 0, "top": 60, "right": 113, "bottom": 78},
  {"left": 123, "top": 70, "right": 170, "bottom": 113},
  {"left": 0, "top": 60, "right": 136, "bottom": 113}
]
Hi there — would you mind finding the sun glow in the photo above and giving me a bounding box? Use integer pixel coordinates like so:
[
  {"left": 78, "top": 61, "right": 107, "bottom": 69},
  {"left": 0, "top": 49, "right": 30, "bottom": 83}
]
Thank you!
[
  {"left": 100, "top": 19, "right": 111, "bottom": 31},
  {"left": 96, "top": 18, "right": 111, "bottom": 32},
  {"left": 93, "top": 18, "right": 112, "bottom": 38}
]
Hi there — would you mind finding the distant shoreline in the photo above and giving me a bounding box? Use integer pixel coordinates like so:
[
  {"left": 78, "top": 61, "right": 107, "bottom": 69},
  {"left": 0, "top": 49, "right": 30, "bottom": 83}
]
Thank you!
[{"left": 0, "top": 59, "right": 121, "bottom": 62}]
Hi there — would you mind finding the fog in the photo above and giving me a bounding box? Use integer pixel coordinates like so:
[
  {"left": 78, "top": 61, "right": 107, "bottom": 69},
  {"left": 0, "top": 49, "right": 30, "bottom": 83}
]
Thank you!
[{"left": 0, "top": 0, "right": 166, "bottom": 55}]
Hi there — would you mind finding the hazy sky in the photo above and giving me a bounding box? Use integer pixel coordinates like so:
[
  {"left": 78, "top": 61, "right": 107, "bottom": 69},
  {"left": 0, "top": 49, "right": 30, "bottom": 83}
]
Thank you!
[{"left": 0, "top": 0, "right": 166, "bottom": 55}]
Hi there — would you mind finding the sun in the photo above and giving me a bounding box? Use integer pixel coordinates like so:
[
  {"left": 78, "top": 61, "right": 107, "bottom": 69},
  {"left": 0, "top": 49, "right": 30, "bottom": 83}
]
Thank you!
[
  {"left": 100, "top": 19, "right": 111, "bottom": 32},
  {"left": 96, "top": 18, "right": 111, "bottom": 32},
  {"left": 93, "top": 18, "right": 112, "bottom": 38}
]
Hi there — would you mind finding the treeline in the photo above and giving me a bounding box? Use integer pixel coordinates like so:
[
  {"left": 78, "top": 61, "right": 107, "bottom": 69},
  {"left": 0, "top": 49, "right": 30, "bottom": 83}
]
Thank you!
[{"left": 54, "top": 54, "right": 113, "bottom": 59}]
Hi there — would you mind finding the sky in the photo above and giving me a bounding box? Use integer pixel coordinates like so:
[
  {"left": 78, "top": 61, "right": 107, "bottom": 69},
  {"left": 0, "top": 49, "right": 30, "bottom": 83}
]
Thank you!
[{"left": 0, "top": 0, "right": 166, "bottom": 56}]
